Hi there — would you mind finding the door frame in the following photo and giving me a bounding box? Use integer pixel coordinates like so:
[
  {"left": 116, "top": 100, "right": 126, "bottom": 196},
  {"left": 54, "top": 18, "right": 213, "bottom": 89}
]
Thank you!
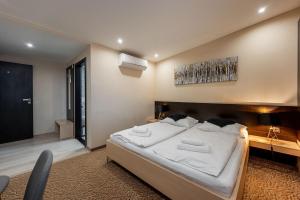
[{"left": 74, "top": 58, "right": 87, "bottom": 146}]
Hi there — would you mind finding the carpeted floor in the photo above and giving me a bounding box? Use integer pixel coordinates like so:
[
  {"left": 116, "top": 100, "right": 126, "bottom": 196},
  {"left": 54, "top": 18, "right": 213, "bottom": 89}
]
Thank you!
[{"left": 2, "top": 149, "right": 300, "bottom": 200}]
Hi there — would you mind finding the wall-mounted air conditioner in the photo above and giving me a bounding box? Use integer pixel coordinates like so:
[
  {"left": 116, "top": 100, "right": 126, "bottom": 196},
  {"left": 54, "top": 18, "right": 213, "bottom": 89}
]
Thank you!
[{"left": 119, "top": 53, "right": 148, "bottom": 70}]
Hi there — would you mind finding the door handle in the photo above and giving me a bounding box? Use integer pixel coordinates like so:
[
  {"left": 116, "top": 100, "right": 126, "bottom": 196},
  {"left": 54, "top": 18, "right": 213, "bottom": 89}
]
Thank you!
[{"left": 22, "top": 98, "right": 32, "bottom": 104}]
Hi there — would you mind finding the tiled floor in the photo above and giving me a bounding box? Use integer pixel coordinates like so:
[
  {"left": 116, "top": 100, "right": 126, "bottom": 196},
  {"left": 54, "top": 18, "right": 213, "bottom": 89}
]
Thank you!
[{"left": 0, "top": 133, "right": 89, "bottom": 177}]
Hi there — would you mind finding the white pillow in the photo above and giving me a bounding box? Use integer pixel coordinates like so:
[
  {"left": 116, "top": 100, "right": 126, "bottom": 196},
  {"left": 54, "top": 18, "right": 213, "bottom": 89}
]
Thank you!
[
  {"left": 159, "top": 117, "right": 179, "bottom": 126},
  {"left": 187, "top": 116, "right": 199, "bottom": 125},
  {"left": 196, "top": 121, "right": 222, "bottom": 132},
  {"left": 176, "top": 116, "right": 199, "bottom": 128},
  {"left": 222, "top": 123, "right": 247, "bottom": 138}
]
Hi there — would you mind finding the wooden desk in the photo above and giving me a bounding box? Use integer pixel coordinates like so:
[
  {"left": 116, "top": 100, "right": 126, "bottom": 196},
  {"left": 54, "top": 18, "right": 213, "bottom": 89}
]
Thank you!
[{"left": 249, "top": 135, "right": 300, "bottom": 172}]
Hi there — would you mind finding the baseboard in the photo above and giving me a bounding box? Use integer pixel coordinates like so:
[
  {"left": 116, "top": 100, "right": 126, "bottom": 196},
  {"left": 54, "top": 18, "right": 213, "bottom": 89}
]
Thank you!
[{"left": 89, "top": 144, "right": 106, "bottom": 151}]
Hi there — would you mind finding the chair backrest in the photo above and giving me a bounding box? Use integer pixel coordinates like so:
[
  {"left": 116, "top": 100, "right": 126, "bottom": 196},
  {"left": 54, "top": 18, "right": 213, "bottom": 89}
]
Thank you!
[{"left": 24, "top": 150, "right": 53, "bottom": 200}]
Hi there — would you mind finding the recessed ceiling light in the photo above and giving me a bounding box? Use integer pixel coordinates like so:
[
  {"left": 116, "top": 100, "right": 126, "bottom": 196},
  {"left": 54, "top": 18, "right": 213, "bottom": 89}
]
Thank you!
[
  {"left": 154, "top": 53, "right": 159, "bottom": 58},
  {"left": 117, "top": 38, "right": 123, "bottom": 44},
  {"left": 258, "top": 7, "right": 266, "bottom": 14},
  {"left": 26, "top": 43, "right": 34, "bottom": 48}
]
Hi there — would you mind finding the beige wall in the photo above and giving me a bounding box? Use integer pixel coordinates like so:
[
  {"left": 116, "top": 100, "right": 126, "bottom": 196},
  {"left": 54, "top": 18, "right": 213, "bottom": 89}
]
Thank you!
[
  {"left": 155, "top": 8, "right": 300, "bottom": 106},
  {"left": 0, "top": 55, "right": 66, "bottom": 135},
  {"left": 298, "top": 19, "right": 300, "bottom": 105},
  {"left": 89, "top": 44, "right": 155, "bottom": 148},
  {"left": 69, "top": 44, "right": 155, "bottom": 148}
]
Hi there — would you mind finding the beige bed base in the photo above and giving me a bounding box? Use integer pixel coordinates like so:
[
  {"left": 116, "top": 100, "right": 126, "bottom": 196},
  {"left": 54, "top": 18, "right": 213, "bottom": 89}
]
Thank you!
[{"left": 106, "top": 139, "right": 249, "bottom": 200}]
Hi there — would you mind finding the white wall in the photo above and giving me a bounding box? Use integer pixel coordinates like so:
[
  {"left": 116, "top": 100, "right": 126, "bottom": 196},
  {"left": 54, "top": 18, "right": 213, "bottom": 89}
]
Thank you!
[
  {"left": 0, "top": 55, "right": 66, "bottom": 135},
  {"left": 155, "top": 8, "right": 300, "bottom": 106},
  {"left": 298, "top": 18, "right": 300, "bottom": 105},
  {"left": 88, "top": 44, "right": 155, "bottom": 148},
  {"left": 69, "top": 44, "right": 155, "bottom": 148}
]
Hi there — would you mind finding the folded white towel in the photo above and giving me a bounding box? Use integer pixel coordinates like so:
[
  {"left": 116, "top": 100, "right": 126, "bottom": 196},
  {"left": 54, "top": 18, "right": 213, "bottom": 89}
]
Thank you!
[
  {"left": 129, "top": 130, "right": 152, "bottom": 137},
  {"left": 132, "top": 126, "right": 148, "bottom": 133},
  {"left": 153, "top": 128, "right": 237, "bottom": 176},
  {"left": 181, "top": 138, "right": 205, "bottom": 146},
  {"left": 177, "top": 143, "right": 211, "bottom": 153}
]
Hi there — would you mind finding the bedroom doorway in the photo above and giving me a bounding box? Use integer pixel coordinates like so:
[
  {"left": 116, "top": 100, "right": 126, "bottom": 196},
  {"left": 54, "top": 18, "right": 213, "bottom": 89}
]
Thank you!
[
  {"left": 74, "top": 58, "right": 87, "bottom": 146},
  {"left": 66, "top": 58, "right": 87, "bottom": 146}
]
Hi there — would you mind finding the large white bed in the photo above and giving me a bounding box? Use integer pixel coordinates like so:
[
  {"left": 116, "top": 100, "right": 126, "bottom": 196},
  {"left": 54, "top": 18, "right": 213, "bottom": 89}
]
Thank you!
[
  {"left": 110, "top": 126, "right": 246, "bottom": 197},
  {"left": 107, "top": 121, "right": 249, "bottom": 200}
]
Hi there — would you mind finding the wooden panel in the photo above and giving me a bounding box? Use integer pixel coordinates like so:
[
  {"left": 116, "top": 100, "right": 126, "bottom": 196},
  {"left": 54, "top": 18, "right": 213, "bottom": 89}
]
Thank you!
[
  {"left": 249, "top": 135, "right": 300, "bottom": 157},
  {"left": 236, "top": 148, "right": 249, "bottom": 200},
  {"left": 55, "top": 120, "right": 74, "bottom": 139},
  {"left": 106, "top": 139, "right": 249, "bottom": 200},
  {"left": 249, "top": 127, "right": 298, "bottom": 142},
  {"left": 155, "top": 101, "right": 300, "bottom": 142},
  {"left": 249, "top": 136, "right": 271, "bottom": 151}
]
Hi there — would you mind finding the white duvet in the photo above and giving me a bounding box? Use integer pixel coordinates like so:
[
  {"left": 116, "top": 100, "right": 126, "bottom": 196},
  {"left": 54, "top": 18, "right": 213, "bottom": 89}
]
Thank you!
[
  {"left": 111, "top": 122, "right": 186, "bottom": 147},
  {"left": 153, "top": 127, "right": 237, "bottom": 176},
  {"left": 111, "top": 134, "right": 245, "bottom": 197}
]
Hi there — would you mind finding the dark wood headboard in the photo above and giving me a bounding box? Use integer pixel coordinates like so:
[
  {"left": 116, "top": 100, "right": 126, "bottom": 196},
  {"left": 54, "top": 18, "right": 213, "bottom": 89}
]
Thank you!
[{"left": 155, "top": 101, "right": 300, "bottom": 142}]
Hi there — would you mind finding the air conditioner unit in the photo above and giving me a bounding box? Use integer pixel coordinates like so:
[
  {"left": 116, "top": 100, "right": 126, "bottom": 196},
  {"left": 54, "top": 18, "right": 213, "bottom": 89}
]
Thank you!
[{"left": 119, "top": 53, "right": 148, "bottom": 70}]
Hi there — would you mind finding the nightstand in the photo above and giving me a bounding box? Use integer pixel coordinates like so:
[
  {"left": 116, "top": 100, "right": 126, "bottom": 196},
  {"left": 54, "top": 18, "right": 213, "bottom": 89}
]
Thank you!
[
  {"left": 249, "top": 135, "right": 300, "bottom": 172},
  {"left": 146, "top": 118, "right": 159, "bottom": 123}
]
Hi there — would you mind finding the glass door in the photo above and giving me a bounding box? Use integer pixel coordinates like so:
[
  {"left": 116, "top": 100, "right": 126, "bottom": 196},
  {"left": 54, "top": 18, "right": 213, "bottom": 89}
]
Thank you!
[
  {"left": 66, "top": 65, "right": 74, "bottom": 122},
  {"left": 74, "top": 58, "right": 87, "bottom": 146}
]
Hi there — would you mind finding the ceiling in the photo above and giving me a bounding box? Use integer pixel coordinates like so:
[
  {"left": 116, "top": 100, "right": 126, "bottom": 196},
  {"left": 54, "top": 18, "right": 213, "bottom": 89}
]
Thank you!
[
  {"left": 0, "top": 0, "right": 299, "bottom": 63},
  {"left": 0, "top": 15, "right": 87, "bottom": 63}
]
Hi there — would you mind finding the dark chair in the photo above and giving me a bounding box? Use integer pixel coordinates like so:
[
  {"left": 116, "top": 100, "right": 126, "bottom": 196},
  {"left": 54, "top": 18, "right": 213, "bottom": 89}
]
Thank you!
[
  {"left": 0, "top": 150, "right": 53, "bottom": 200},
  {"left": 0, "top": 175, "right": 9, "bottom": 200},
  {"left": 24, "top": 150, "right": 53, "bottom": 200}
]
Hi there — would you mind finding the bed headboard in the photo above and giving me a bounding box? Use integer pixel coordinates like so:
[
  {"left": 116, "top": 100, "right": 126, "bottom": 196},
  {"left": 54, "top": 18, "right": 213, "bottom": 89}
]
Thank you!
[{"left": 155, "top": 101, "right": 300, "bottom": 141}]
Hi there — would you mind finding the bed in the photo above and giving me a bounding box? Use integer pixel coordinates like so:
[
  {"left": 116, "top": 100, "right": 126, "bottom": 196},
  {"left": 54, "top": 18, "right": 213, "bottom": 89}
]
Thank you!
[{"left": 106, "top": 122, "right": 249, "bottom": 200}]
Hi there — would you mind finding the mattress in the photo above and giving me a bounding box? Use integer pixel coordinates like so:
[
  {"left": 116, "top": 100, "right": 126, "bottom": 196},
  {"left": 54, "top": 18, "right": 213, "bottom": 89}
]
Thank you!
[{"left": 110, "top": 127, "right": 246, "bottom": 197}]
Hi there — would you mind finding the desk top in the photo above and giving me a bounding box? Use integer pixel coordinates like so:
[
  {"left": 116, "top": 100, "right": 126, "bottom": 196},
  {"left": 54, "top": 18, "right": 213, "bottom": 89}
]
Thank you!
[{"left": 249, "top": 134, "right": 300, "bottom": 157}]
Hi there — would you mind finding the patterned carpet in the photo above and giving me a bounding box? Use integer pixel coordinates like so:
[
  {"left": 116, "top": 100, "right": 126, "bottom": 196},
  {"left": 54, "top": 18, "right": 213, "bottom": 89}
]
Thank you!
[{"left": 2, "top": 149, "right": 300, "bottom": 200}]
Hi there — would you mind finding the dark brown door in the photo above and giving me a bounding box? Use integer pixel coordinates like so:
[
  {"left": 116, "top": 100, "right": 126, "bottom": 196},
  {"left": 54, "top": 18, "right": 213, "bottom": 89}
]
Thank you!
[{"left": 0, "top": 61, "right": 33, "bottom": 144}]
